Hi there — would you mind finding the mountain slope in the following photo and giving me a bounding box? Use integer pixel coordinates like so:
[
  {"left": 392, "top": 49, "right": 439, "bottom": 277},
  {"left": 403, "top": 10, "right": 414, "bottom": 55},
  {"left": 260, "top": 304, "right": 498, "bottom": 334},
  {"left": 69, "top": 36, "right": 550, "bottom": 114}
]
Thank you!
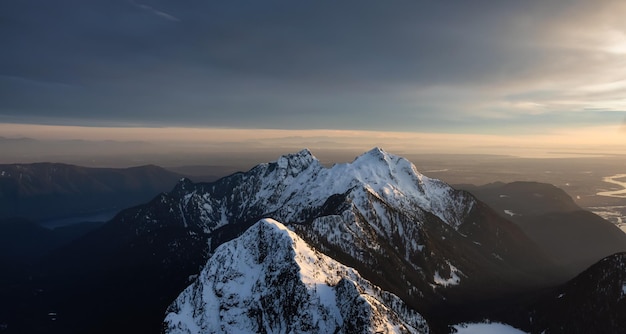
[
  {"left": 459, "top": 182, "right": 580, "bottom": 216},
  {"left": 165, "top": 218, "right": 429, "bottom": 333},
  {"left": 528, "top": 252, "right": 626, "bottom": 333},
  {"left": 461, "top": 182, "right": 626, "bottom": 276}
]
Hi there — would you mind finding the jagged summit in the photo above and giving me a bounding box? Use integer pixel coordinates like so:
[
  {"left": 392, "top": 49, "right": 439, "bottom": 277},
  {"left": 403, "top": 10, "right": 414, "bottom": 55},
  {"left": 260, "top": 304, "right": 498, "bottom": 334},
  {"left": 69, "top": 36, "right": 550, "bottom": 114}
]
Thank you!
[
  {"left": 273, "top": 148, "right": 320, "bottom": 177},
  {"left": 164, "top": 218, "right": 429, "bottom": 334},
  {"left": 345, "top": 148, "right": 426, "bottom": 191},
  {"left": 187, "top": 148, "right": 473, "bottom": 229},
  {"left": 289, "top": 147, "right": 316, "bottom": 160},
  {"left": 353, "top": 147, "right": 413, "bottom": 170},
  {"left": 356, "top": 146, "right": 397, "bottom": 162},
  {"left": 361, "top": 146, "right": 388, "bottom": 158},
  {"left": 275, "top": 147, "right": 419, "bottom": 179},
  {"left": 339, "top": 148, "right": 471, "bottom": 229}
]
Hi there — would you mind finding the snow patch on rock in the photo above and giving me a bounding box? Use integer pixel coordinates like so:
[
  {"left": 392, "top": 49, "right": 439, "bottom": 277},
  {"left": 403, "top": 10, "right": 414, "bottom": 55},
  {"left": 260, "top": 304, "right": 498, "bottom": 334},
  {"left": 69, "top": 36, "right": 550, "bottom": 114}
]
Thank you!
[{"left": 433, "top": 262, "right": 463, "bottom": 287}]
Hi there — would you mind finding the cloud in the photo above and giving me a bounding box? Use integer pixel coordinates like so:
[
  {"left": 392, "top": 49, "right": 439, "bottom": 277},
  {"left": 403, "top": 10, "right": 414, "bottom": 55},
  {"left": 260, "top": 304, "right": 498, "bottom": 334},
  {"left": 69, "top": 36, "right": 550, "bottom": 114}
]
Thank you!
[
  {"left": 129, "top": 0, "right": 180, "bottom": 22},
  {"left": 0, "top": 0, "right": 624, "bottom": 133}
]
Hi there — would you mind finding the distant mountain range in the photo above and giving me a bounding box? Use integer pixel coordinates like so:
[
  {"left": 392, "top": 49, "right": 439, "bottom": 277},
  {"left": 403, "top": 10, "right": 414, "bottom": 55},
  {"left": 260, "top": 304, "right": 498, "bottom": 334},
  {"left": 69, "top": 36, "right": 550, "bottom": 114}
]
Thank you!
[
  {"left": 460, "top": 182, "right": 626, "bottom": 277},
  {"left": 1, "top": 149, "right": 625, "bottom": 333},
  {"left": 0, "top": 163, "right": 183, "bottom": 221},
  {"left": 0, "top": 137, "right": 157, "bottom": 166}
]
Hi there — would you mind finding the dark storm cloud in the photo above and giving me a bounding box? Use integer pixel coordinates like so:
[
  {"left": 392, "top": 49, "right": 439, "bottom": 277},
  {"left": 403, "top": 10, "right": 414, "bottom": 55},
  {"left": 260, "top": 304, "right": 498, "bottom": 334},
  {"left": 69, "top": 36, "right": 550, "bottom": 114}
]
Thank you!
[{"left": 1, "top": 0, "right": 623, "bottom": 131}]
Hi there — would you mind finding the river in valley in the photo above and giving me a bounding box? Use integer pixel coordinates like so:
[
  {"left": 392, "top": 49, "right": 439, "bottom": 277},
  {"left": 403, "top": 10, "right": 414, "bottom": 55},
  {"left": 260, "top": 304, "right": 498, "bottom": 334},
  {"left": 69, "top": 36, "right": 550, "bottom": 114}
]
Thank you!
[
  {"left": 594, "top": 174, "right": 626, "bottom": 232},
  {"left": 597, "top": 174, "right": 626, "bottom": 198}
]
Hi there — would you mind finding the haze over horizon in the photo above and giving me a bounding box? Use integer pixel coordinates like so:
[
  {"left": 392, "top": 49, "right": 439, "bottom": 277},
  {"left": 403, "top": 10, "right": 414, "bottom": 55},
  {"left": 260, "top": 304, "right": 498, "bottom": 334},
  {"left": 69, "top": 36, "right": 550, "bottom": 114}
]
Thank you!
[{"left": 2, "top": 0, "right": 625, "bottom": 160}]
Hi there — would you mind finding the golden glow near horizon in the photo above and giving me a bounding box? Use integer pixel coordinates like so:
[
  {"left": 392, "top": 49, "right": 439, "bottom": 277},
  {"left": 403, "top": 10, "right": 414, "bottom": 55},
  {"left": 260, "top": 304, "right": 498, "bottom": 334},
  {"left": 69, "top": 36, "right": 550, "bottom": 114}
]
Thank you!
[
  {"left": 2, "top": 2, "right": 625, "bottom": 152},
  {"left": 1, "top": 123, "right": 624, "bottom": 158}
]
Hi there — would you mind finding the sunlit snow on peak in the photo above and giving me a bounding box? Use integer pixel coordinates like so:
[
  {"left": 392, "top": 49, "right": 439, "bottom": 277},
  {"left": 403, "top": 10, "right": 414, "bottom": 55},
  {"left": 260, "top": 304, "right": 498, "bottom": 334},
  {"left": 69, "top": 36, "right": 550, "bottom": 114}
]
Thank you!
[{"left": 164, "top": 218, "right": 429, "bottom": 333}]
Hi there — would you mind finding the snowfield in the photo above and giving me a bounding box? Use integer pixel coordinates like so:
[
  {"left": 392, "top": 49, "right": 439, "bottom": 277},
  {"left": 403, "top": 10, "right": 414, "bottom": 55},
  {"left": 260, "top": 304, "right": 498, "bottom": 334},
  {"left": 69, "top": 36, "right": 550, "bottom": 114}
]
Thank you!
[{"left": 453, "top": 322, "right": 527, "bottom": 334}]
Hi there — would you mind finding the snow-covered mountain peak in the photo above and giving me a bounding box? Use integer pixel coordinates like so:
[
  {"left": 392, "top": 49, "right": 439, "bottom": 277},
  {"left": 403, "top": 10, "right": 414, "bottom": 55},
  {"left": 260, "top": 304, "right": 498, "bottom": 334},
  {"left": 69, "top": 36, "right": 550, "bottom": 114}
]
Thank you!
[
  {"left": 164, "top": 218, "right": 429, "bottom": 333},
  {"left": 351, "top": 147, "right": 424, "bottom": 183},
  {"left": 259, "top": 148, "right": 472, "bottom": 228},
  {"left": 274, "top": 148, "right": 319, "bottom": 176},
  {"left": 360, "top": 146, "right": 389, "bottom": 159},
  {"left": 171, "top": 148, "right": 474, "bottom": 241},
  {"left": 332, "top": 148, "right": 472, "bottom": 228},
  {"left": 354, "top": 147, "right": 404, "bottom": 170}
]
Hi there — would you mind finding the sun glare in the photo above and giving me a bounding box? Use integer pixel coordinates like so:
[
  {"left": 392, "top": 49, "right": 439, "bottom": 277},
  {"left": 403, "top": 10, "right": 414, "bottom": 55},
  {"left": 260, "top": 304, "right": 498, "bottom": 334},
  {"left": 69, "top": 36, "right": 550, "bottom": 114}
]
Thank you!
[{"left": 605, "top": 29, "right": 626, "bottom": 54}]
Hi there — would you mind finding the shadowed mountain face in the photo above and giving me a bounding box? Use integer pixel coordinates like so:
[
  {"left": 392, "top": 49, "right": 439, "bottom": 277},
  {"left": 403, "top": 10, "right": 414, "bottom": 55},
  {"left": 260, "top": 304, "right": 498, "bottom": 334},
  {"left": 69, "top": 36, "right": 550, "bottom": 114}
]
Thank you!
[
  {"left": 0, "top": 163, "right": 183, "bottom": 221},
  {"left": 529, "top": 252, "right": 626, "bottom": 334},
  {"left": 467, "top": 252, "right": 626, "bottom": 334},
  {"left": 459, "top": 182, "right": 580, "bottom": 216},
  {"left": 8, "top": 148, "right": 561, "bottom": 333},
  {"left": 460, "top": 182, "right": 626, "bottom": 277}
]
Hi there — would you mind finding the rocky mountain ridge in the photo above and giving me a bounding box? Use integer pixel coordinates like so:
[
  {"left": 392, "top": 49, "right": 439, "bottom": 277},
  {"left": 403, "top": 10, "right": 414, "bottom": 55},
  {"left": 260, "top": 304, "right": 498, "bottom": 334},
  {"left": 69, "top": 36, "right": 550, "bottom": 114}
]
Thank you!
[{"left": 165, "top": 218, "right": 429, "bottom": 333}]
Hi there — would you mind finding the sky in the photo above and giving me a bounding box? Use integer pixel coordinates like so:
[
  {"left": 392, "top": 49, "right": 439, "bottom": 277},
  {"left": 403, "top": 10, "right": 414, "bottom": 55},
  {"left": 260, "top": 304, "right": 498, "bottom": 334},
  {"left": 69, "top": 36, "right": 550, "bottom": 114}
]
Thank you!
[{"left": 1, "top": 0, "right": 625, "bottom": 159}]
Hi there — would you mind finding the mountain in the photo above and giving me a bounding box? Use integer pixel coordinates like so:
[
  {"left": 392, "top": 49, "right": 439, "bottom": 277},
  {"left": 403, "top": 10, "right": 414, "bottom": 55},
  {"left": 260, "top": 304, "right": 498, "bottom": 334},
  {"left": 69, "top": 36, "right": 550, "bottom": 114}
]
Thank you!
[
  {"left": 460, "top": 182, "right": 626, "bottom": 276},
  {"left": 12, "top": 148, "right": 561, "bottom": 333},
  {"left": 491, "top": 252, "right": 626, "bottom": 333},
  {"left": 0, "top": 163, "right": 183, "bottom": 221},
  {"left": 458, "top": 182, "right": 580, "bottom": 216},
  {"left": 165, "top": 218, "right": 430, "bottom": 333},
  {"left": 528, "top": 252, "right": 626, "bottom": 333}
]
